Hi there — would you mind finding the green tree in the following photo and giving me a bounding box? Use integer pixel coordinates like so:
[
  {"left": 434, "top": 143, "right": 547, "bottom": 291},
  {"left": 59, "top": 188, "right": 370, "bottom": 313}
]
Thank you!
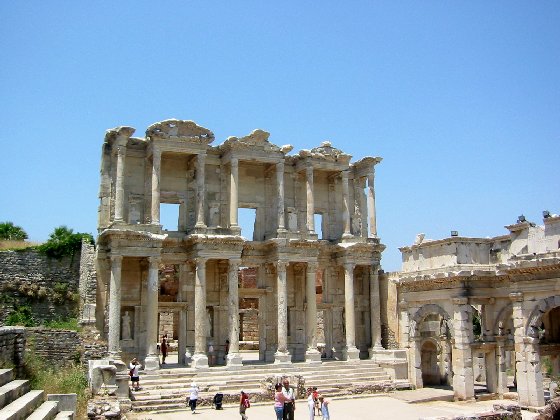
[
  {"left": 0, "top": 221, "right": 28, "bottom": 240},
  {"left": 38, "top": 225, "right": 94, "bottom": 259}
]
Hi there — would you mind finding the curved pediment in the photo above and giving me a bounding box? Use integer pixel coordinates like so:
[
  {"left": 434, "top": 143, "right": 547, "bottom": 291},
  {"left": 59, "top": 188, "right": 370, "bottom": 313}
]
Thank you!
[
  {"left": 299, "top": 141, "right": 351, "bottom": 164},
  {"left": 146, "top": 119, "right": 215, "bottom": 144},
  {"left": 221, "top": 129, "right": 292, "bottom": 155}
]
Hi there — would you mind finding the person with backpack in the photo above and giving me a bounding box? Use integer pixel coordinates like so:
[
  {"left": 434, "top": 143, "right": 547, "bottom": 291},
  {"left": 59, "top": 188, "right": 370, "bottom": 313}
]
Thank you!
[
  {"left": 129, "top": 357, "right": 141, "bottom": 391},
  {"left": 240, "top": 390, "right": 250, "bottom": 420}
]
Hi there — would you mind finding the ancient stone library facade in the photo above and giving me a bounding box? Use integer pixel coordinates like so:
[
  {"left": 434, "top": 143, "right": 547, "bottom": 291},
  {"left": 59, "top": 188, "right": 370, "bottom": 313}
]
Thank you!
[
  {"left": 90, "top": 119, "right": 384, "bottom": 371},
  {"left": 83, "top": 118, "right": 559, "bottom": 408}
]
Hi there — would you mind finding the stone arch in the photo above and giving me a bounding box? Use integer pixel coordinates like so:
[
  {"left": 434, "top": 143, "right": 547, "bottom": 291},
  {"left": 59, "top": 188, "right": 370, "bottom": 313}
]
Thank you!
[
  {"left": 420, "top": 338, "right": 442, "bottom": 386},
  {"left": 410, "top": 304, "right": 453, "bottom": 338},
  {"left": 525, "top": 295, "right": 560, "bottom": 338},
  {"left": 493, "top": 302, "right": 514, "bottom": 337}
]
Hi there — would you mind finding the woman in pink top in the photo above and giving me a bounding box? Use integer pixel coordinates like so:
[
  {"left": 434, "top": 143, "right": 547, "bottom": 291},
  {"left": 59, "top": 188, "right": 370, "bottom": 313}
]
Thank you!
[{"left": 274, "top": 383, "right": 287, "bottom": 420}]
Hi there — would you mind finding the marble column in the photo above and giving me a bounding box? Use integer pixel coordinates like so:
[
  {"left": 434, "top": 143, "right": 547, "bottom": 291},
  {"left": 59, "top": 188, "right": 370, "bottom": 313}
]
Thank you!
[
  {"left": 144, "top": 256, "right": 160, "bottom": 370},
  {"left": 496, "top": 337, "right": 509, "bottom": 396},
  {"left": 366, "top": 171, "right": 377, "bottom": 237},
  {"left": 227, "top": 259, "right": 243, "bottom": 367},
  {"left": 151, "top": 148, "right": 161, "bottom": 225},
  {"left": 195, "top": 153, "right": 207, "bottom": 228},
  {"left": 452, "top": 298, "right": 475, "bottom": 400},
  {"left": 230, "top": 157, "right": 239, "bottom": 229},
  {"left": 485, "top": 349, "right": 498, "bottom": 393},
  {"left": 306, "top": 166, "right": 315, "bottom": 234},
  {"left": 369, "top": 265, "right": 383, "bottom": 356},
  {"left": 108, "top": 255, "right": 123, "bottom": 359},
  {"left": 192, "top": 258, "right": 209, "bottom": 368},
  {"left": 178, "top": 264, "right": 188, "bottom": 365},
  {"left": 357, "top": 177, "right": 368, "bottom": 238},
  {"left": 113, "top": 145, "right": 127, "bottom": 223},
  {"left": 275, "top": 261, "right": 291, "bottom": 364},
  {"left": 276, "top": 161, "right": 286, "bottom": 233},
  {"left": 305, "top": 262, "right": 321, "bottom": 363},
  {"left": 343, "top": 262, "right": 359, "bottom": 360},
  {"left": 341, "top": 170, "right": 352, "bottom": 238}
]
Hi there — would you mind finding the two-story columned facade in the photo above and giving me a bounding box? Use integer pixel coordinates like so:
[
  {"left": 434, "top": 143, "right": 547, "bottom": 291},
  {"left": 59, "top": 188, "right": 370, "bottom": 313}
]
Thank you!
[{"left": 94, "top": 119, "right": 385, "bottom": 370}]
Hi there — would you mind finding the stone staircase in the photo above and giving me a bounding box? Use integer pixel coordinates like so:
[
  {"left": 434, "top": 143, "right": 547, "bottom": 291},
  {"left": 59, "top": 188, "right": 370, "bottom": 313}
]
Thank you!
[
  {"left": 0, "top": 369, "right": 74, "bottom": 420},
  {"left": 130, "top": 359, "right": 411, "bottom": 412}
]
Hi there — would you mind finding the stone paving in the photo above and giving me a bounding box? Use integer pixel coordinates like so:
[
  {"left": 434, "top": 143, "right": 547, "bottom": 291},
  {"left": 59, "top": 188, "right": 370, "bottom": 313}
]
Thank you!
[{"left": 127, "top": 393, "right": 538, "bottom": 420}]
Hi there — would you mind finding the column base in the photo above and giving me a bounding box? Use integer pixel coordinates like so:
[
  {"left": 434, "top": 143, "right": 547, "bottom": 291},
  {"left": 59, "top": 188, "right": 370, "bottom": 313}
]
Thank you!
[
  {"left": 108, "top": 354, "right": 126, "bottom": 372},
  {"left": 305, "top": 349, "right": 322, "bottom": 363},
  {"left": 226, "top": 352, "right": 243, "bottom": 368},
  {"left": 343, "top": 346, "right": 360, "bottom": 361},
  {"left": 191, "top": 353, "right": 209, "bottom": 369},
  {"left": 144, "top": 355, "right": 160, "bottom": 371},
  {"left": 274, "top": 351, "right": 292, "bottom": 365}
]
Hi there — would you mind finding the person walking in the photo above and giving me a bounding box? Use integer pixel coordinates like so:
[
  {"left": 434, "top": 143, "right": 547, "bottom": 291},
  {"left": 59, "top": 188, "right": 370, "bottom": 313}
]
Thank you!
[
  {"left": 274, "top": 383, "right": 287, "bottom": 420},
  {"left": 282, "top": 378, "right": 296, "bottom": 420},
  {"left": 318, "top": 395, "right": 330, "bottom": 420},
  {"left": 129, "top": 357, "right": 141, "bottom": 391},
  {"left": 187, "top": 382, "right": 199, "bottom": 414},
  {"left": 240, "top": 390, "right": 250, "bottom": 420},
  {"left": 160, "top": 334, "right": 168, "bottom": 364}
]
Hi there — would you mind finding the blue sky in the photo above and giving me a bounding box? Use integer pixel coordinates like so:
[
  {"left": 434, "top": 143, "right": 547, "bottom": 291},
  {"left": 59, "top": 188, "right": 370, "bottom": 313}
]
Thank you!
[{"left": 1, "top": 2, "right": 559, "bottom": 271}]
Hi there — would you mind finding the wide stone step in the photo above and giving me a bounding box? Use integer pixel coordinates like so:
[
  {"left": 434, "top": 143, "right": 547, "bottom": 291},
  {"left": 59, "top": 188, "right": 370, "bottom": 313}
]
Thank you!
[
  {"left": 53, "top": 411, "right": 74, "bottom": 420},
  {"left": 0, "top": 369, "right": 14, "bottom": 387},
  {"left": 26, "top": 400, "right": 59, "bottom": 420},
  {"left": 0, "top": 389, "right": 44, "bottom": 420},
  {"left": 0, "top": 380, "right": 30, "bottom": 410}
]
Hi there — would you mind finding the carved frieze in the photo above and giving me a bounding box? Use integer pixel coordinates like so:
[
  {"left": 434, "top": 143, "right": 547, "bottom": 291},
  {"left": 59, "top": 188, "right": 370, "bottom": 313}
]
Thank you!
[{"left": 146, "top": 119, "right": 215, "bottom": 143}]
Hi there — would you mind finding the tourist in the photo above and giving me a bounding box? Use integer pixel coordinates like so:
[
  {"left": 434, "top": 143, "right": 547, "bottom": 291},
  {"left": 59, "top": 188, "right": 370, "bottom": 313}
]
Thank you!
[
  {"left": 240, "top": 390, "right": 250, "bottom": 420},
  {"left": 307, "top": 388, "right": 315, "bottom": 419},
  {"left": 129, "top": 357, "right": 141, "bottom": 391},
  {"left": 188, "top": 382, "right": 199, "bottom": 414},
  {"left": 213, "top": 388, "right": 224, "bottom": 410},
  {"left": 282, "top": 378, "right": 296, "bottom": 420},
  {"left": 224, "top": 339, "right": 230, "bottom": 361},
  {"left": 318, "top": 395, "right": 330, "bottom": 420},
  {"left": 160, "top": 334, "right": 168, "bottom": 364},
  {"left": 274, "top": 383, "right": 287, "bottom": 420},
  {"left": 312, "top": 387, "right": 320, "bottom": 416}
]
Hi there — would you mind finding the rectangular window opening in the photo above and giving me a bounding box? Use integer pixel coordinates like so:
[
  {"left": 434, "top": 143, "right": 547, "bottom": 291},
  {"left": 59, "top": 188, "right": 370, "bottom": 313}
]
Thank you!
[
  {"left": 160, "top": 203, "right": 180, "bottom": 231},
  {"left": 239, "top": 208, "right": 256, "bottom": 240},
  {"left": 314, "top": 213, "right": 324, "bottom": 239}
]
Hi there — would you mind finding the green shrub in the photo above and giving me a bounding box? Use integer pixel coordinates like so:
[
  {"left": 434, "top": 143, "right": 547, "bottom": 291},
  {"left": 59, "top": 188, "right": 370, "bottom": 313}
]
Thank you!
[
  {"left": 44, "top": 318, "right": 81, "bottom": 331},
  {"left": 5, "top": 305, "right": 35, "bottom": 327},
  {"left": 38, "top": 226, "right": 94, "bottom": 260}
]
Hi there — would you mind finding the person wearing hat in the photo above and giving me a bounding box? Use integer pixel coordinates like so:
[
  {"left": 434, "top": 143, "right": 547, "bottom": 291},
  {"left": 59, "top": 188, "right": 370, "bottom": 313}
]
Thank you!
[
  {"left": 129, "top": 358, "right": 141, "bottom": 391},
  {"left": 188, "top": 382, "right": 200, "bottom": 414}
]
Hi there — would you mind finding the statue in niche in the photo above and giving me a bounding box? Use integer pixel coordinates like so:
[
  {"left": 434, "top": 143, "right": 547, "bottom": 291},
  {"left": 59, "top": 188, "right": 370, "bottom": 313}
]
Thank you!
[
  {"left": 352, "top": 205, "right": 362, "bottom": 236},
  {"left": 122, "top": 311, "right": 132, "bottom": 340}
]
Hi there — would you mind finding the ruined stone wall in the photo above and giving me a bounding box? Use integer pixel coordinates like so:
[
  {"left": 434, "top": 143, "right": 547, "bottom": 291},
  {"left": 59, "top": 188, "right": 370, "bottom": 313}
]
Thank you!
[
  {"left": 78, "top": 240, "right": 97, "bottom": 322},
  {"left": 0, "top": 250, "right": 80, "bottom": 325},
  {"left": 0, "top": 327, "right": 25, "bottom": 375},
  {"left": 381, "top": 272, "right": 400, "bottom": 349},
  {"left": 25, "top": 328, "right": 81, "bottom": 366}
]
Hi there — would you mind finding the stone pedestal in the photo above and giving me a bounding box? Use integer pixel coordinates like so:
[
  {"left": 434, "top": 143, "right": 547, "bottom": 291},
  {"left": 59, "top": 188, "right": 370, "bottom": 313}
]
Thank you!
[
  {"left": 305, "top": 349, "right": 322, "bottom": 363},
  {"left": 274, "top": 351, "right": 292, "bottom": 364},
  {"left": 343, "top": 346, "right": 360, "bottom": 361},
  {"left": 191, "top": 353, "right": 209, "bottom": 369},
  {"left": 226, "top": 352, "right": 243, "bottom": 368},
  {"left": 370, "top": 349, "right": 409, "bottom": 380},
  {"left": 144, "top": 355, "right": 159, "bottom": 371}
]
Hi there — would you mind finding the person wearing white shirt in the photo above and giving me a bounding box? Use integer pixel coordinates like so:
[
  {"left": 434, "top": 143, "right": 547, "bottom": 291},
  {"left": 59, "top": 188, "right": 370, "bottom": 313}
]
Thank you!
[{"left": 282, "top": 378, "right": 296, "bottom": 420}]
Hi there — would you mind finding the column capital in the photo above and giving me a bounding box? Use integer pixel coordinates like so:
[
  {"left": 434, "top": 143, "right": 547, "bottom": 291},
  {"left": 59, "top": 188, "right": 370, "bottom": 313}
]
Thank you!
[
  {"left": 276, "top": 260, "right": 289, "bottom": 274},
  {"left": 306, "top": 261, "right": 319, "bottom": 272},
  {"left": 509, "top": 292, "right": 524, "bottom": 302},
  {"left": 452, "top": 297, "right": 469, "bottom": 306},
  {"left": 343, "top": 261, "right": 355, "bottom": 272},
  {"left": 194, "top": 257, "right": 208, "bottom": 269},
  {"left": 115, "top": 144, "right": 127, "bottom": 156},
  {"left": 231, "top": 157, "right": 238, "bottom": 168},
  {"left": 276, "top": 160, "right": 285, "bottom": 170},
  {"left": 110, "top": 254, "right": 123, "bottom": 265},
  {"left": 228, "top": 258, "right": 241, "bottom": 273},
  {"left": 148, "top": 256, "right": 161, "bottom": 266},
  {"left": 341, "top": 169, "right": 349, "bottom": 179}
]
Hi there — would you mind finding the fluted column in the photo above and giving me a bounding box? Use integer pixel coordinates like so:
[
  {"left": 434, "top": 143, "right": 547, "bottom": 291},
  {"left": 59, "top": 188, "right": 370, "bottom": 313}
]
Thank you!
[
  {"left": 305, "top": 262, "right": 321, "bottom": 363},
  {"left": 343, "top": 262, "right": 359, "bottom": 360},
  {"left": 306, "top": 166, "right": 315, "bottom": 234},
  {"left": 151, "top": 148, "right": 161, "bottom": 225},
  {"left": 229, "top": 158, "right": 239, "bottom": 229},
  {"left": 144, "top": 256, "right": 161, "bottom": 370},
  {"left": 369, "top": 265, "right": 383, "bottom": 354},
  {"left": 192, "top": 258, "right": 209, "bottom": 368},
  {"left": 227, "top": 259, "right": 243, "bottom": 367},
  {"left": 367, "top": 171, "right": 377, "bottom": 237},
  {"left": 275, "top": 261, "right": 291, "bottom": 364},
  {"left": 276, "top": 161, "right": 286, "bottom": 233},
  {"left": 108, "top": 255, "right": 123, "bottom": 358},
  {"left": 341, "top": 170, "right": 352, "bottom": 237},
  {"left": 195, "top": 153, "right": 207, "bottom": 228},
  {"left": 114, "top": 145, "right": 127, "bottom": 222}
]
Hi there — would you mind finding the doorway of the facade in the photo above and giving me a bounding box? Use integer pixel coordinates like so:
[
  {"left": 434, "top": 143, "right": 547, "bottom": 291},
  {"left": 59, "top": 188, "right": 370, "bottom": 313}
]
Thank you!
[
  {"left": 421, "top": 340, "right": 440, "bottom": 385},
  {"left": 238, "top": 267, "right": 263, "bottom": 364}
]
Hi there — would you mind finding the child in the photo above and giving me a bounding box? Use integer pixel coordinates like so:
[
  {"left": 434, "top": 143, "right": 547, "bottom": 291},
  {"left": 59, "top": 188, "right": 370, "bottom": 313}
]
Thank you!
[
  {"left": 129, "top": 358, "right": 141, "bottom": 391},
  {"left": 312, "top": 387, "right": 320, "bottom": 416},
  {"left": 318, "top": 395, "right": 330, "bottom": 420}
]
